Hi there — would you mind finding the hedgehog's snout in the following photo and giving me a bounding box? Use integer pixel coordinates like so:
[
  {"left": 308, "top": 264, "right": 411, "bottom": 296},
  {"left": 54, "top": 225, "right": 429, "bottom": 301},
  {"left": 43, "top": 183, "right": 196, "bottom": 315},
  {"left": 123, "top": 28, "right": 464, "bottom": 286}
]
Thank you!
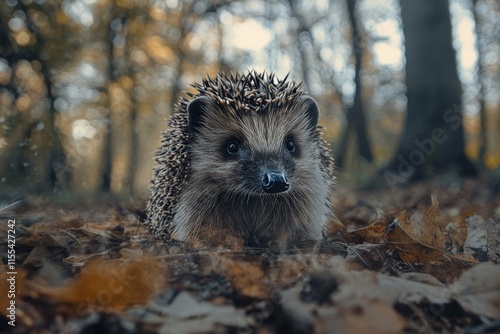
[{"left": 261, "top": 171, "right": 289, "bottom": 194}]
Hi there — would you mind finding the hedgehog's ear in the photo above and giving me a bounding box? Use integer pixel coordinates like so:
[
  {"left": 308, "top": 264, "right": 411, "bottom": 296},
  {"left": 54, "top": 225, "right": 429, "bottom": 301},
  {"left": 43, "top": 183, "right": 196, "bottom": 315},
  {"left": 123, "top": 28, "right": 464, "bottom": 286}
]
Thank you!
[
  {"left": 187, "top": 96, "right": 212, "bottom": 134},
  {"left": 301, "top": 96, "right": 319, "bottom": 132}
]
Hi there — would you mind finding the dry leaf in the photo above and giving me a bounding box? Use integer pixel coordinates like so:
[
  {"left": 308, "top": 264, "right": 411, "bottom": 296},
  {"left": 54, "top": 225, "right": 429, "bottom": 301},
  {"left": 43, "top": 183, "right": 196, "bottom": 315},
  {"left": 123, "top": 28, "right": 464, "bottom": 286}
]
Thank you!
[
  {"left": 448, "top": 214, "right": 468, "bottom": 252},
  {"left": 350, "top": 193, "right": 477, "bottom": 265},
  {"left": 222, "top": 258, "right": 268, "bottom": 299},
  {"left": 156, "top": 292, "right": 246, "bottom": 333},
  {"left": 399, "top": 192, "right": 447, "bottom": 250},
  {"left": 22, "top": 246, "right": 53, "bottom": 265},
  {"left": 316, "top": 300, "right": 406, "bottom": 334},
  {"left": 351, "top": 217, "right": 389, "bottom": 244},
  {"left": 464, "top": 214, "right": 488, "bottom": 254},
  {"left": 38, "top": 257, "right": 167, "bottom": 314},
  {"left": 453, "top": 262, "right": 500, "bottom": 319},
  {"left": 327, "top": 215, "right": 346, "bottom": 235},
  {"left": 486, "top": 218, "right": 500, "bottom": 263},
  {"left": 350, "top": 210, "right": 447, "bottom": 264},
  {"left": 80, "top": 223, "right": 120, "bottom": 240}
]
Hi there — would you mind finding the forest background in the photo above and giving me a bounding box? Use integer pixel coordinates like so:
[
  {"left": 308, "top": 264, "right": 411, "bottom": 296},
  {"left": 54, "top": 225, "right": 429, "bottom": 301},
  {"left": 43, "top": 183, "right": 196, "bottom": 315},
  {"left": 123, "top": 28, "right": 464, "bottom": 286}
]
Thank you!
[{"left": 0, "top": 0, "right": 499, "bottom": 199}]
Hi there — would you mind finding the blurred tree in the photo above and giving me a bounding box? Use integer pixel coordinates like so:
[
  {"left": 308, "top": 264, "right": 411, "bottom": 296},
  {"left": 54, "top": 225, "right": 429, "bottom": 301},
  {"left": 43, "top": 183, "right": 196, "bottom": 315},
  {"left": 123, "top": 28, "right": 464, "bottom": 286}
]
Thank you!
[
  {"left": 384, "top": 0, "right": 476, "bottom": 186},
  {"left": 286, "top": 0, "right": 314, "bottom": 91},
  {"left": 101, "top": 2, "right": 136, "bottom": 194},
  {"left": 336, "top": 0, "right": 373, "bottom": 168},
  {"left": 101, "top": 5, "right": 120, "bottom": 193},
  {"left": 168, "top": 1, "right": 195, "bottom": 109},
  {"left": 471, "top": 0, "right": 487, "bottom": 167},
  {"left": 0, "top": 1, "right": 69, "bottom": 195}
]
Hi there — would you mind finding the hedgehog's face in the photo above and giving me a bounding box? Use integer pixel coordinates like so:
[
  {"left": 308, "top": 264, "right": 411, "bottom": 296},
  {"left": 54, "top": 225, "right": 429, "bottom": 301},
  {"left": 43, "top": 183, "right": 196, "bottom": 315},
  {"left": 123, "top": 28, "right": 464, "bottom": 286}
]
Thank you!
[{"left": 187, "top": 96, "right": 322, "bottom": 197}]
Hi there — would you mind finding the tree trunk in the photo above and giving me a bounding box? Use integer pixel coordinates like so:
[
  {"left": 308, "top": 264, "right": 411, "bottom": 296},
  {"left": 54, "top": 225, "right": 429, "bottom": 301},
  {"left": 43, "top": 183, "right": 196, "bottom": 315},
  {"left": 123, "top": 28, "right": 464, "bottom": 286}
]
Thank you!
[
  {"left": 472, "top": 0, "right": 487, "bottom": 167},
  {"left": 43, "top": 66, "right": 70, "bottom": 192},
  {"left": 101, "top": 26, "right": 114, "bottom": 193},
  {"left": 336, "top": 0, "right": 373, "bottom": 167},
  {"left": 102, "top": 10, "right": 125, "bottom": 193},
  {"left": 127, "top": 109, "right": 138, "bottom": 194},
  {"left": 384, "top": 0, "right": 476, "bottom": 187}
]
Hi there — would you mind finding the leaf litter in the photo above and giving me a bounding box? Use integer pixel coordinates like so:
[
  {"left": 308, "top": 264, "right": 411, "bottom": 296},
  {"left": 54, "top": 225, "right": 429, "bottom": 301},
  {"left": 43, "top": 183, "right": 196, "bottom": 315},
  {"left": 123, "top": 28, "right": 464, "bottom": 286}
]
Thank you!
[{"left": 1, "top": 178, "right": 499, "bottom": 333}]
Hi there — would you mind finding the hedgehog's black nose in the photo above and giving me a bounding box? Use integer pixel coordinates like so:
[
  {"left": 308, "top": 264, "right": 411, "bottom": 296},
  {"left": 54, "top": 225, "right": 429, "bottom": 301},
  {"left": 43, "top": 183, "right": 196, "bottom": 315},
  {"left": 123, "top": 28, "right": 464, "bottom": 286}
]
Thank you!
[{"left": 262, "top": 171, "right": 289, "bottom": 194}]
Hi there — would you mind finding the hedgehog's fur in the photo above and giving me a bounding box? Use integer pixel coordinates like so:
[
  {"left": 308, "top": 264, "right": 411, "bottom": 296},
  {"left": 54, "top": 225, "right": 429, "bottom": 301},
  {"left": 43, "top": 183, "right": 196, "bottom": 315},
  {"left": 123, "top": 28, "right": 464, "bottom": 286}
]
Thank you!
[{"left": 146, "top": 71, "right": 335, "bottom": 246}]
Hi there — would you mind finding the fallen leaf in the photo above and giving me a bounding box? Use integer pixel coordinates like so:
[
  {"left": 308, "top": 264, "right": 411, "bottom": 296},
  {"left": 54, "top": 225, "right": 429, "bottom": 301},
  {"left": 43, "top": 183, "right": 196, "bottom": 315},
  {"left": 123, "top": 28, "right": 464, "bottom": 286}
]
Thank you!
[
  {"left": 349, "top": 193, "right": 477, "bottom": 265},
  {"left": 351, "top": 209, "right": 447, "bottom": 264},
  {"left": 453, "top": 262, "right": 500, "bottom": 319},
  {"left": 23, "top": 246, "right": 53, "bottom": 265},
  {"left": 486, "top": 218, "right": 500, "bottom": 263},
  {"left": 222, "top": 258, "right": 268, "bottom": 299},
  {"left": 161, "top": 291, "right": 232, "bottom": 319},
  {"left": 327, "top": 215, "right": 346, "bottom": 235},
  {"left": 464, "top": 214, "right": 488, "bottom": 254},
  {"left": 399, "top": 192, "right": 447, "bottom": 250},
  {"left": 351, "top": 217, "right": 389, "bottom": 244},
  {"left": 80, "top": 223, "right": 121, "bottom": 240},
  {"left": 344, "top": 243, "right": 386, "bottom": 271},
  {"left": 387, "top": 210, "right": 447, "bottom": 264},
  {"left": 331, "top": 268, "right": 449, "bottom": 306},
  {"left": 448, "top": 214, "right": 468, "bottom": 252},
  {"left": 316, "top": 300, "right": 406, "bottom": 334},
  {"left": 37, "top": 257, "right": 168, "bottom": 314}
]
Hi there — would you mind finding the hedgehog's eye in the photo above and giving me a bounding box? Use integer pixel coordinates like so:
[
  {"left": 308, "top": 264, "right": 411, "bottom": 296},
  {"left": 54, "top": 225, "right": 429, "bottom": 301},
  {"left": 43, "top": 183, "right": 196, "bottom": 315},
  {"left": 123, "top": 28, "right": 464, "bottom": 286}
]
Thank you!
[
  {"left": 227, "top": 140, "right": 240, "bottom": 154},
  {"left": 285, "top": 138, "right": 296, "bottom": 153}
]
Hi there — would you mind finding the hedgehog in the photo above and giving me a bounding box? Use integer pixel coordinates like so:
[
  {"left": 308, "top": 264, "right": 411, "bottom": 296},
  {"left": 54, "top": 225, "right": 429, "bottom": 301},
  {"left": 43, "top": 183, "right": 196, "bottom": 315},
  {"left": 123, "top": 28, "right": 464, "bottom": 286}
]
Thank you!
[{"left": 146, "top": 71, "right": 335, "bottom": 246}]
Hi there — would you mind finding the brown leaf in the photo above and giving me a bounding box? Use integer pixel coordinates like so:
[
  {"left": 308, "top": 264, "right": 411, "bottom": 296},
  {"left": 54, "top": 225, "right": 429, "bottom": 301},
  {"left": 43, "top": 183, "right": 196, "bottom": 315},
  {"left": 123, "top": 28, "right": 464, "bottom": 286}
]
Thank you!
[
  {"left": 22, "top": 219, "right": 84, "bottom": 247},
  {"left": 348, "top": 210, "right": 446, "bottom": 264},
  {"left": 37, "top": 257, "right": 167, "bottom": 314},
  {"left": 351, "top": 217, "right": 390, "bottom": 244},
  {"left": 448, "top": 213, "right": 468, "bottom": 252},
  {"left": 345, "top": 243, "right": 387, "bottom": 271},
  {"left": 79, "top": 222, "right": 123, "bottom": 240},
  {"left": 327, "top": 216, "right": 346, "bottom": 235},
  {"left": 348, "top": 193, "right": 478, "bottom": 266},
  {"left": 387, "top": 210, "right": 447, "bottom": 264},
  {"left": 398, "top": 192, "right": 447, "bottom": 250},
  {"left": 317, "top": 300, "right": 406, "bottom": 334},
  {"left": 222, "top": 258, "right": 268, "bottom": 299}
]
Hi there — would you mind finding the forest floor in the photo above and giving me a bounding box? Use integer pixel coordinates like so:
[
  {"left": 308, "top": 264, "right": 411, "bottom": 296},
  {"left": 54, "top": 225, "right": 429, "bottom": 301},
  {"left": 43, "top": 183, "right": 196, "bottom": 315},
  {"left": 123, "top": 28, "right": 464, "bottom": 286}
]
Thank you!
[{"left": 1, "top": 175, "right": 500, "bottom": 333}]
